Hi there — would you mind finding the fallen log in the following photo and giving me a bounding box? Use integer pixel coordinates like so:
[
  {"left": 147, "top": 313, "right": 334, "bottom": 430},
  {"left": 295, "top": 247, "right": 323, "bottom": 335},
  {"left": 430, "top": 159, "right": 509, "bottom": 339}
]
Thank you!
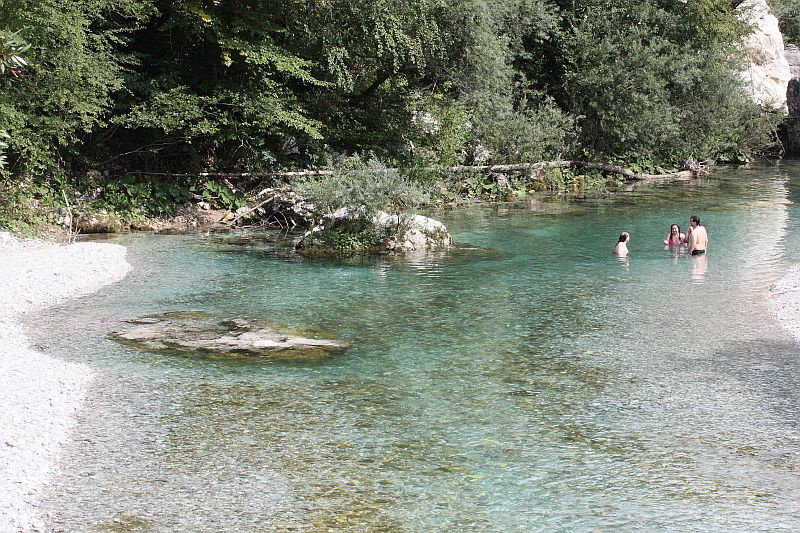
[
  {"left": 128, "top": 170, "right": 334, "bottom": 178},
  {"left": 441, "top": 160, "right": 696, "bottom": 181},
  {"left": 127, "top": 160, "right": 700, "bottom": 181}
]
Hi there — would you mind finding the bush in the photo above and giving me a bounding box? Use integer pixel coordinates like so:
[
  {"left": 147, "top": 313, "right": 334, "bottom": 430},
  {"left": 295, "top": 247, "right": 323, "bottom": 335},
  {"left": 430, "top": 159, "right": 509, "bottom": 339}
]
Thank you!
[
  {"left": 404, "top": 92, "right": 471, "bottom": 167},
  {"left": 0, "top": 131, "right": 10, "bottom": 171},
  {"left": 474, "top": 95, "right": 574, "bottom": 164},
  {"left": 299, "top": 217, "right": 392, "bottom": 255},
  {"left": 0, "top": 179, "right": 40, "bottom": 235},
  {"left": 294, "top": 155, "right": 428, "bottom": 219}
]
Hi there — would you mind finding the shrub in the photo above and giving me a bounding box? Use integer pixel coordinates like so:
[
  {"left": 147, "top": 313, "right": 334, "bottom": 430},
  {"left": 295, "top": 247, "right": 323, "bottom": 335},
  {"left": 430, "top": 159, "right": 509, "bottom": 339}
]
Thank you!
[{"left": 294, "top": 155, "right": 428, "bottom": 219}]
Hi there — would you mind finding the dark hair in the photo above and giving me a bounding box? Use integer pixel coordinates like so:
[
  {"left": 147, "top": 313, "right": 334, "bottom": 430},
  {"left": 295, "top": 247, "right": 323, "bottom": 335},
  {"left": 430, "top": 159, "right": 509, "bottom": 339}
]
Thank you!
[
  {"left": 618, "top": 232, "right": 629, "bottom": 243},
  {"left": 690, "top": 215, "right": 700, "bottom": 225},
  {"left": 668, "top": 224, "right": 681, "bottom": 243}
]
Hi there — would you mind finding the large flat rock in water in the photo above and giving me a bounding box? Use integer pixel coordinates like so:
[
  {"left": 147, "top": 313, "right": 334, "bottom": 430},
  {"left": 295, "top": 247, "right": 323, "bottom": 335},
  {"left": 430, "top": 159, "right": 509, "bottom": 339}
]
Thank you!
[{"left": 110, "top": 311, "right": 350, "bottom": 362}]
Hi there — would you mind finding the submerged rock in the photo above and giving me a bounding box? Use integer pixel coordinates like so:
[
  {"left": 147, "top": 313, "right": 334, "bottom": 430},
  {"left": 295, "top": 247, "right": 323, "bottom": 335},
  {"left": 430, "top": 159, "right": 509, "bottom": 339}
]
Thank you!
[{"left": 110, "top": 312, "right": 351, "bottom": 362}]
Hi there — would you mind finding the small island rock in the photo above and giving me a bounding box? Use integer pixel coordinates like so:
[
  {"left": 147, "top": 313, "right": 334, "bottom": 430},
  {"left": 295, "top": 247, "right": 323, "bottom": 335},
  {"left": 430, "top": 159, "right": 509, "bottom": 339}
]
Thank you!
[{"left": 298, "top": 207, "right": 453, "bottom": 256}]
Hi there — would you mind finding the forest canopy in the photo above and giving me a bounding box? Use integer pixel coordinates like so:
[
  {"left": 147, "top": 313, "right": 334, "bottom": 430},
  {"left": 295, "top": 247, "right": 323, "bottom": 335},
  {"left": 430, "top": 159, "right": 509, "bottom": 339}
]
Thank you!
[{"left": 0, "top": 0, "right": 788, "bottom": 180}]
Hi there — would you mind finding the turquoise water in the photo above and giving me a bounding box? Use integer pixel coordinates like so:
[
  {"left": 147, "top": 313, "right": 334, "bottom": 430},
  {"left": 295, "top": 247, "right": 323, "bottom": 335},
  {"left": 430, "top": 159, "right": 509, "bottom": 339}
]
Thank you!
[{"left": 34, "top": 164, "right": 800, "bottom": 531}]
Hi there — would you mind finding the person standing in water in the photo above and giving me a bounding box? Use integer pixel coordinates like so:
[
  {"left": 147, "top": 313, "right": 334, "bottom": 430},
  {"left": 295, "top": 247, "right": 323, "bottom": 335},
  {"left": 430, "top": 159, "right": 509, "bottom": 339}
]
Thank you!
[
  {"left": 614, "top": 232, "right": 630, "bottom": 257},
  {"left": 686, "top": 215, "right": 708, "bottom": 255}
]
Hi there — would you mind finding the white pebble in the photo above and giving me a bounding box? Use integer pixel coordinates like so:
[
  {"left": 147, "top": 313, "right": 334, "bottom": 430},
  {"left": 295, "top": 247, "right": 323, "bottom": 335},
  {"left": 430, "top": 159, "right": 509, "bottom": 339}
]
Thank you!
[{"left": 0, "top": 231, "right": 131, "bottom": 531}]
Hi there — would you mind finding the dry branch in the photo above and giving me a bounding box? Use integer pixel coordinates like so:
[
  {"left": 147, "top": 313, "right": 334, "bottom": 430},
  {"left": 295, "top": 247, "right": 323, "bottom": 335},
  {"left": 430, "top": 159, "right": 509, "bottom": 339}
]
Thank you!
[
  {"left": 223, "top": 195, "right": 276, "bottom": 226},
  {"left": 61, "top": 190, "right": 79, "bottom": 243},
  {"left": 129, "top": 170, "right": 334, "bottom": 178}
]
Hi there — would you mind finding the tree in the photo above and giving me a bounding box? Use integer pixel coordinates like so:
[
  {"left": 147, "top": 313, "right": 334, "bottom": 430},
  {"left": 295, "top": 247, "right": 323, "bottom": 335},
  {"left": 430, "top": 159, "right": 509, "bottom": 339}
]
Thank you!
[
  {"left": 430, "top": 0, "right": 571, "bottom": 164},
  {"left": 0, "top": 0, "right": 787, "bottom": 182},
  {"left": 0, "top": 30, "right": 29, "bottom": 170},
  {"left": 0, "top": 30, "right": 28, "bottom": 77},
  {"left": 106, "top": 0, "right": 327, "bottom": 172},
  {"left": 557, "top": 0, "right": 778, "bottom": 163},
  {"left": 0, "top": 0, "right": 153, "bottom": 175}
]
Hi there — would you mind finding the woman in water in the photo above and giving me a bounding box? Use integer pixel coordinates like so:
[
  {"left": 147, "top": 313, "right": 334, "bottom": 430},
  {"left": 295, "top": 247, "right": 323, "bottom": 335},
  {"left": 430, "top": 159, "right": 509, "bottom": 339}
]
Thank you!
[{"left": 664, "top": 223, "right": 685, "bottom": 247}]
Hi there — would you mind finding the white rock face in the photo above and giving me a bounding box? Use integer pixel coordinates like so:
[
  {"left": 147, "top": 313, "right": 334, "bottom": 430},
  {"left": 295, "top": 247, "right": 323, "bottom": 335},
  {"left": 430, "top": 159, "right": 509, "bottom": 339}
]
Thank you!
[
  {"left": 738, "top": 0, "right": 792, "bottom": 110},
  {"left": 785, "top": 44, "right": 800, "bottom": 79}
]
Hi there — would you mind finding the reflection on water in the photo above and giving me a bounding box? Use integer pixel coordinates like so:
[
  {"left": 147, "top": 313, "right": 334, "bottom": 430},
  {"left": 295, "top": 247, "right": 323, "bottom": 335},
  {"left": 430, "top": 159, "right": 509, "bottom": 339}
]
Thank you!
[
  {"left": 691, "top": 254, "right": 708, "bottom": 283},
  {"left": 31, "top": 163, "right": 800, "bottom": 531}
]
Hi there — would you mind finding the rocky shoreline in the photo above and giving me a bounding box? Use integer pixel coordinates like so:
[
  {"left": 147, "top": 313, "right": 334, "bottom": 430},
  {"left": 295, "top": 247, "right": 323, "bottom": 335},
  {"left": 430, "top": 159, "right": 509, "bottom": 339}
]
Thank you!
[{"left": 0, "top": 232, "right": 130, "bottom": 532}]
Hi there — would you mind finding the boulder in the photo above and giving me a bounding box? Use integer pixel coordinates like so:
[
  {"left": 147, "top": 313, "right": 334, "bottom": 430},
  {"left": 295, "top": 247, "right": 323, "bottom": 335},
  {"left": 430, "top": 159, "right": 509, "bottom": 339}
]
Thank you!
[
  {"left": 785, "top": 44, "right": 800, "bottom": 79},
  {"left": 781, "top": 47, "right": 800, "bottom": 154},
  {"left": 376, "top": 212, "right": 453, "bottom": 252},
  {"left": 110, "top": 311, "right": 351, "bottom": 362},
  {"left": 177, "top": 203, "right": 230, "bottom": 226},
  {"left": 74, "top": 210, "right": 124, "bottom": 233}
]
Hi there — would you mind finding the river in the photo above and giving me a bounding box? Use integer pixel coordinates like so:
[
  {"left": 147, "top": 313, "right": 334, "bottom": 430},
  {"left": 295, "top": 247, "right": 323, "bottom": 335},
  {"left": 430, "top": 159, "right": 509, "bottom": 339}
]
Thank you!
[{"left": 32, "top": 163, "right": 800, "bottom": 531}]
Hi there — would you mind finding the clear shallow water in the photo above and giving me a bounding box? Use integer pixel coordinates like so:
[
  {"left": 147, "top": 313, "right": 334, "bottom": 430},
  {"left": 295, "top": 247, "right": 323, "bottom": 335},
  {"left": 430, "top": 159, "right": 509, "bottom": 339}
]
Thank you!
[{"left": 32, "top": 164, "right": 800, "bottom": 531}]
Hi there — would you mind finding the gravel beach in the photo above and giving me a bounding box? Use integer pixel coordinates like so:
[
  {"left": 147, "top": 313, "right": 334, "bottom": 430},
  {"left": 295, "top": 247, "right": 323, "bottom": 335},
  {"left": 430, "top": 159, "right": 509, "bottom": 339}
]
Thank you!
[
  {"left": 0, "top": 232, "right": 130, "bottom": 532},
  {"left": 769, "top": 263, "right": 800, "bottom": 345}
]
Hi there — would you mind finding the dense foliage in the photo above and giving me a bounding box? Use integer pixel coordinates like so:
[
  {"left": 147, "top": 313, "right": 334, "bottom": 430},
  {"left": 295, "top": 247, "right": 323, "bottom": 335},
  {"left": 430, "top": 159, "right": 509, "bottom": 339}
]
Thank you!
[
  {"left": 772, "top": 0, "right": 800, "bottom": 44},
  {"left": 0, "top": 0, "right": 790, "bottom": 224},
  {"left": 557, "top": 0, "right": 779, "bottom": 163}
]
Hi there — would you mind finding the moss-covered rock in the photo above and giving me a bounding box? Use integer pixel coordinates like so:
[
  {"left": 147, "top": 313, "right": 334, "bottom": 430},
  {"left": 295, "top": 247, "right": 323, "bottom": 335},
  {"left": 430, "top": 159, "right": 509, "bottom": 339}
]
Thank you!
[{"left": 297, "top": 208, "right": 453, "bottom": 257}]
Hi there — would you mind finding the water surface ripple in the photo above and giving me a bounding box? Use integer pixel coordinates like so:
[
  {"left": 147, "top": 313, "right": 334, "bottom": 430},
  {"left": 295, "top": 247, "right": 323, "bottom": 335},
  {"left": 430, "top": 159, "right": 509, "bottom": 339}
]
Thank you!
[{"left": 33, "top": 164, "right": 800, "bottom": 531}]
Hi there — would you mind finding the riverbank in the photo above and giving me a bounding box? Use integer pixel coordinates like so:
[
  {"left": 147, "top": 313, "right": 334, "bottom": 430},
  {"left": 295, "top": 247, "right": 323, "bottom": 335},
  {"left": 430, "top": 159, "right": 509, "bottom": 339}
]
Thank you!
[
  {"left": 0, "top": 232, "right": 130, "bottom": 531},
  {"left": 769, "top": 263, "right": 800, "bottom": 345}
]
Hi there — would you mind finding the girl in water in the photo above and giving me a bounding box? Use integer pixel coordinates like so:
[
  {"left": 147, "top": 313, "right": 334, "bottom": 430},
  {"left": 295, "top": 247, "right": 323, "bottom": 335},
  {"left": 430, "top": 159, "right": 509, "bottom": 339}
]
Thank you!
[
  {"left": 664, "top": 223, "right": 685, "bottom": 247},
  {"left": 614, "top": 232, "right": 630, "bottom": 257}
]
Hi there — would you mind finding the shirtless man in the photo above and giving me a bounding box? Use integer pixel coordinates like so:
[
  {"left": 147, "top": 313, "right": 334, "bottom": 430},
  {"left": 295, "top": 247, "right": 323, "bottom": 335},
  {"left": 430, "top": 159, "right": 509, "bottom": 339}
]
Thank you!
[{"left": 686, "top": 215, "right": 708, "bottom": 256}]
